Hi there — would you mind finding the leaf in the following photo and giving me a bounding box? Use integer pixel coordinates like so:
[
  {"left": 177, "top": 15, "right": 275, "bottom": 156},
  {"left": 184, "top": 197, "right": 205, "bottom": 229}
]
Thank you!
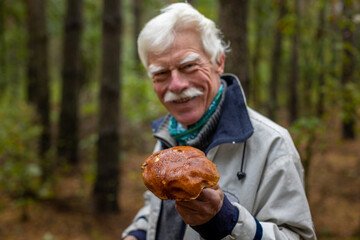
[{"left": 26, "top": 163, "right": 42, "bottom": 177}]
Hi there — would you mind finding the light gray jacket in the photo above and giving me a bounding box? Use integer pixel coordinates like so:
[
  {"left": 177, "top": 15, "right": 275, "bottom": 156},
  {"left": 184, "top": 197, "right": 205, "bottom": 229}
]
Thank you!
[{"left": 122, "top": 75, "right": 317, "bottom": 240}]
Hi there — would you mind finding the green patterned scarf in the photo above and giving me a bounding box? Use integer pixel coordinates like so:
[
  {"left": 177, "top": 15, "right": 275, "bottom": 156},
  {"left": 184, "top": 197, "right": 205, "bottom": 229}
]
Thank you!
[{"left": 169, "top": 84, "right": 224, "bottom": 145}]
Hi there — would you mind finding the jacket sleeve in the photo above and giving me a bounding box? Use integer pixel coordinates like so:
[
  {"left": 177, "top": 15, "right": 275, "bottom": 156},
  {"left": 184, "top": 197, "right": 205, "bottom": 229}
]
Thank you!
[
  {"left": 226, "top": 155, "right": 316, "bottom": 240},
  {"left": 121, "top": 191, "right": 152, "bottom": 240},
  {"left": 122, "top": 142, "right": 164, "bottom": 240}
]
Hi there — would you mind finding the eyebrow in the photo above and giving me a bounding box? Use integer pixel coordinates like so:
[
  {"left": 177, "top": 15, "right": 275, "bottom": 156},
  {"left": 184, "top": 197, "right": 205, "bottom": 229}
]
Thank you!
[
  {"left": 180, "top": 52, "right": 200, "bottom": 65},
  {"left": 147, "top": 52, "right": 200, "bottom": 77},
  {"left": 148, "top": 64, "right": 165, "bottom": 76}
]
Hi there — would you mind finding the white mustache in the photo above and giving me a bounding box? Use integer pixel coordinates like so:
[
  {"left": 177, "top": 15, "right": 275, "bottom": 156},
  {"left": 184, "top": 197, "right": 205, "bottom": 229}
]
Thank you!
[{"left": 164, "top": 88, "right": 203, "bottom": 102}]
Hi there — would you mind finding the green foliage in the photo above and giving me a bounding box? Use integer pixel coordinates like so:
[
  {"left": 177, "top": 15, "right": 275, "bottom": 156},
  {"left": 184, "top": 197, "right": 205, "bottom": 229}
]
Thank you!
[
  {"left": 47, "top": 0, "right": 65, "bottom": 36},
  {"left": 1, "top": 0, "right": 27, "bottom": 97},
  {"left": 122, "top": 0, "right": 167, "bottom": 126},
  {"left": 290, "top": 116, "right": 325, "bottom": 193},
  {"left": 278, "top": 13, "right": 296, "bottom": 36},
  {"left": 195, "top": 0, "right": 218, "bottom": 21},
  {"left": 341, "top": 81, "right": 360, "bottom": 123},
  {"left": 122, "top": 73, "right": 166, "bottom": 124},
  {"left": 0, "top": 0, "right": 357, "bottom": 237},
  {"left": 82, "top": 0, "right": 102, "bottom": 85},
  {"left": 290, "top": 116, "right": 324, "bottom": 146},
  {"left": 0, "top": 100, "right": 47, "bottom": 208}
]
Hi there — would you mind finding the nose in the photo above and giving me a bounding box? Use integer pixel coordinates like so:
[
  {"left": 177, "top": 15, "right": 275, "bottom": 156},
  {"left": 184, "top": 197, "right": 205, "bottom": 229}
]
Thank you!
[{"left": 168, "top": 69, "right": 188, "bottom": 93}]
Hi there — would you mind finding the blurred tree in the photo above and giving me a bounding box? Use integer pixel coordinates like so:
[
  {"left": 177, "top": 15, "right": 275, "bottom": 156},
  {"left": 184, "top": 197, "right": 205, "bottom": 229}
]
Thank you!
[
  {"left": 267, "top": 0, "right": 286, "bottom": 120},
  {"left": 25, "top": 0, "right": 51, "bottom": 177},
  {"left": 133, "top": 0, "right": 143, "bottom": 70},
  {"left": 290, "top": 116, "right": 324, "bottom": 195},
  {"left": 329, "top": 0, "right": 342, "bottom": 83},
  {"left": 315, "top": 0, "right": 326, "bottom": 117},
  {"left": 340, "top": 0, "right": 356, "bottom": 139},
  {"left": 219, "top": 0, "right": 250, "bottom": 97},
  {"left": 57, "top": 0, "right": 83, "bottom": 165},
  {"left": 0, "top": 0, "right": 4, "bottom": 93},
  {"left": 93, "top": 0, "right": 122, "bottom": 214},
  {"left": 26, "top": 0, "right": 40, "bottom": 105},
  {"left": 288, "top": 0, "right": 299, "bottom": 124},
  {"left": 250, "top": 0, "right": 268, "bottom": 109}
]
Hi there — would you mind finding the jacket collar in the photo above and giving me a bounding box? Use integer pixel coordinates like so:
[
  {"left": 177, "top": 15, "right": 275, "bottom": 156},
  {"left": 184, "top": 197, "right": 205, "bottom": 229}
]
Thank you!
[{"left": 151, "top": 74, "right": 254, "bottom": 153}]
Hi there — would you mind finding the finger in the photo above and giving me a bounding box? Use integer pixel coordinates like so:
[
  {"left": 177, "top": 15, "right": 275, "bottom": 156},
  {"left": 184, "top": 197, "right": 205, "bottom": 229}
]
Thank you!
[
  {"left": 175, "top": 200, "right": 198, "bottom": 212},
  {"left": 175, "top": 202, "right": 208, "bottom": 226},
  {"left": 196, "top": 184, "right": 221, "bottom": 202},
  {"left": 176, "top": 186, "right": 223, "bottom": 214},
  {"left": 196, "top": 188, "right": 214, "bottom": 201}
]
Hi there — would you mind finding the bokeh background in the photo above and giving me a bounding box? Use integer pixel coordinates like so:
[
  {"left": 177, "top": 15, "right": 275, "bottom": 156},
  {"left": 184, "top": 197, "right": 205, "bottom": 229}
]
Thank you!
[{"left": 0, "top": 0, "right": 359, "bottom": 239}]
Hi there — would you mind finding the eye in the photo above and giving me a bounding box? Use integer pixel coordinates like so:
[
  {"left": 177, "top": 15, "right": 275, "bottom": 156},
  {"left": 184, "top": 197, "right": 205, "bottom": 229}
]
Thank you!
[
  {"left": 155, "top": 71, "right": 168, "bottom": 76},
  {"left": 181, "top": 63, "right": 197, "bottom": 73},
  {"left": 152, "top": 70, "right": 170, "bottom": 82},
  {"left": 185, "top": 63, "right": 195, "bottom": 68},
  {"left": 155, "top": 71, "right": 167, "bottom": 76}
]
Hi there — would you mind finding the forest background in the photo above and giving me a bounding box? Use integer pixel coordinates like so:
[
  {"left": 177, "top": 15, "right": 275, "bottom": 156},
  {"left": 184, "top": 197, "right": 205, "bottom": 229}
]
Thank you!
[{"left": 0, "top": 0, "right": 359, "bottom": 239}]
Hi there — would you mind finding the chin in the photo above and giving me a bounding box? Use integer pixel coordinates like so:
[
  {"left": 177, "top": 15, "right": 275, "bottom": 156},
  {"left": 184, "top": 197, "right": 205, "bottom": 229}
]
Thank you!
[
  {"left": 167, "top": 102, "right": 206, "bottom": 127},
  {"left": 173, "top": 114, "right": 202, "bottom": 127}
]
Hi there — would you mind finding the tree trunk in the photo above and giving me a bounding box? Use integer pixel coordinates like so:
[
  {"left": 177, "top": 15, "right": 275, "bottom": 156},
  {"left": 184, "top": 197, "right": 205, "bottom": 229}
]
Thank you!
[
  {"left": 288, "top": 0, "right": 299, "bottom": 124},
  {"left": 57, "top": 0, "right": 83, "bottom": 165},
  {"left": 25, "top": 0, "right": 51, "bottom": 177},
  {"left": 0, "top": 0, "right": 5, "bottom": 94},
  {"left": 26, "top": 0, "right": 40, "bottom": 105},
  {"left": 219, "top": 0, "right": 250, "bottom": 97},
  {"left": 93, "top": 0, "right": 122, "bottom": 214},
  {"left": 133, "top": 0, "right": 142, "bottom": 70},
  {"left": 315, "top": 0, "right": 326, "bottom": 117},
  {"left": 340, "top": 0, "right": 356, "bottom": 139},
  {"left": 267, "top": 0, "right": 286, "bottom": 120},
  {"left": 250, "top": 0, "right": 268, "bottom": 109}
]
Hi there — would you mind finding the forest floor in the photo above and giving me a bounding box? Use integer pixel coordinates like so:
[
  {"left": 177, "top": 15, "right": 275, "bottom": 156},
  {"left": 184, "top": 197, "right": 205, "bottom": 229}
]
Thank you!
[{"left": 0, "top": 119, "right": 359, "bottom": 240}]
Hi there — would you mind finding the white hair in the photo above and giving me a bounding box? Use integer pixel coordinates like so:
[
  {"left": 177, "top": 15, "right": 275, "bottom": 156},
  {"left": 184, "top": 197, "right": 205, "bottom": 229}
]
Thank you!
[{"left": 137, "top": 3, "right": 229, "bottom": 68}]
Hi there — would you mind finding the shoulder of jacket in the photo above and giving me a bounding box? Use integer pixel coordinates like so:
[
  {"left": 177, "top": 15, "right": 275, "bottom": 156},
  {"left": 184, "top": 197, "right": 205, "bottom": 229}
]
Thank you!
[
  {"left": 247, "top": 107, "right": 291, "bottom": 139},
  {"left": 247, "top": 107, "right": 299, "bottom": 160}
]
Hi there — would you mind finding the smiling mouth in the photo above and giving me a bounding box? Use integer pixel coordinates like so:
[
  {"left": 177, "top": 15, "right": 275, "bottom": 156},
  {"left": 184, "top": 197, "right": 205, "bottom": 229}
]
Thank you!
[{"left": 173, "top": 97, "right": 193, "bottom": 103}]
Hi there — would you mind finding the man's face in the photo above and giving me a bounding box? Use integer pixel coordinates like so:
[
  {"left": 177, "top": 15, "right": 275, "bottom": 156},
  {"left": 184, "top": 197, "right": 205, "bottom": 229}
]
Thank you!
[{"left": 147, "top": 30, "right": 224, "bottom": 127}]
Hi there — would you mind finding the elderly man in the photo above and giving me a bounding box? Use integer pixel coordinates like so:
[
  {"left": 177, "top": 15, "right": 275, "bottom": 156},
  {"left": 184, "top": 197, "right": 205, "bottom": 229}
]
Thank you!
[{"left": 122, "top": 3, "right": 316, "bottom": 240}]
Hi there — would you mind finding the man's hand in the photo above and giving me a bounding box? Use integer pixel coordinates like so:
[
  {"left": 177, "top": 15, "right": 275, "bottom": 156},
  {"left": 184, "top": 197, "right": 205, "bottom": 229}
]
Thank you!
[{"left": 175, "top": 184, "right": 224, "bottom": 226}]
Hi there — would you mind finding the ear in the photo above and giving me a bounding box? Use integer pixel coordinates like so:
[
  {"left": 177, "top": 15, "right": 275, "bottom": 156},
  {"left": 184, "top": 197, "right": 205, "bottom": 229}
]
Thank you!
[{"left": 215, "top": 53, "right": 225, "bottom": 75}]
